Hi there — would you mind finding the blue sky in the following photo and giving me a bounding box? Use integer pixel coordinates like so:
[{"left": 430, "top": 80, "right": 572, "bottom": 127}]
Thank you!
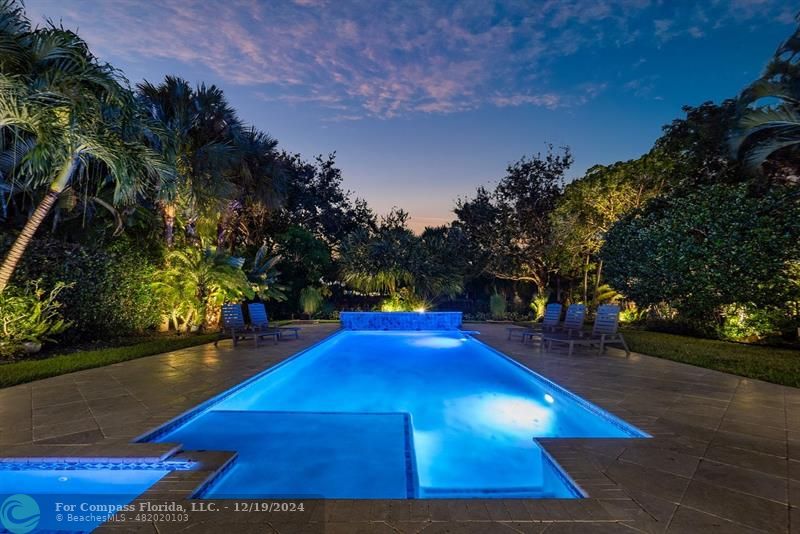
[{"left": 25, "top": 0, "right": 796, "bottom": 231}]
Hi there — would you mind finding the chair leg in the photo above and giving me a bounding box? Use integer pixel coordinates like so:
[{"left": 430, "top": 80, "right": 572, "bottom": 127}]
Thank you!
[
  {"left": 620, "top": 334, "right": 631, "bottom": 357},
  {"left": 568, "top": 340, "right": 574, "bottom": 357},
  {"left": 598, "top": 334, "right": 606, "bottom": 356}
]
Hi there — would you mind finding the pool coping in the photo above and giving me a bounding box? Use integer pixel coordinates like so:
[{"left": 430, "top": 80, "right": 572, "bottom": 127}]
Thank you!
[
  {"left": 134, "top": 329, "right": 349, "bottom": 444},
  {"left": 468, "top": 331, "right": 651, "bottom": 439},
  {"left": 184, "top": 410, "right": 420, "bottom": 500}
]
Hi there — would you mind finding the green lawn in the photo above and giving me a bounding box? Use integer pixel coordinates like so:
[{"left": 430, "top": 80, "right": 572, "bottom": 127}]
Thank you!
[
  {"left": 3, "top": 325, "right": 798, "bottom": 390},
  {"left": 0, "top": 333, "right": 219, "bottom": 389},
  {"left": 623, "top": 330, "right": 800, "bottom": 388}
]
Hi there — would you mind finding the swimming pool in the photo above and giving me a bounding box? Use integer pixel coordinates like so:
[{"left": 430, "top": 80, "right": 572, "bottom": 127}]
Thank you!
[
  {"left": 0, "top": 461, "right": 191, "bottom": 532},
  {"left": 143, "top": 330, "right": 647, "bottom": 499}
]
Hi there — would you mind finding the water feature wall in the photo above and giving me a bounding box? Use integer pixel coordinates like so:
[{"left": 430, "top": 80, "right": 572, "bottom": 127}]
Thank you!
[{"left": 339, "top": 312, "right": 463, "bottom": 330}]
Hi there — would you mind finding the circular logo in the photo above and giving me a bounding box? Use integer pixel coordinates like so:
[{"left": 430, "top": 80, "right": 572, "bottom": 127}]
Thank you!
[{"left": 0, "top": 494, "right": 40, "bottom": 534}]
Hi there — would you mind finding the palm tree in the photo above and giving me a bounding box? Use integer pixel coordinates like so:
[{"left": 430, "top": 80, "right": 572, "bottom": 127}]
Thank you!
[
  {"left": 152, "top": 245, "right": 253, "bottom": 330},
  {"left": 0, "top": 1, "right": 171, "bottom": 292},
  {"left": 137, "top": 76, "right": 242, "bottom": 246},
  {"left": 730, "top": 17, "right": 800, "bottom": 172},
  {"left": 217, "top": 127, "right": 286, "bottom": 251},
  {"left": 247, "top": 244, "right": 287, "bottom": 302}
]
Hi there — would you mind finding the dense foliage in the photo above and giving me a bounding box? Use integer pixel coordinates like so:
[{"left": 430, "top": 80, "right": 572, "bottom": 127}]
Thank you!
[
  {"left": 455, "top": 146, "right": 571, "bottom": 290},
  {"left": 339, "top": 209, "right": 465, "bottom": 309},
  {"left": 603, "top": 184, "right": 800, "bottom": 330},
  {"left": 0, "top": 280, "right": 70, "bottom": 358},
  {"left": 1, "top": 0, "right": 798, "bottom": 355},
  {"left": 7, "top": 237, "right": 163, "bottom": 341}
]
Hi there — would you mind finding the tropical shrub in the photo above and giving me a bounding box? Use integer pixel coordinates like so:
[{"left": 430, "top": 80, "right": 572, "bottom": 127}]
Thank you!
[
  {"left": 247, "top": 245, "right": 288, "bottom": 302},
  {"left": 530, "top": 291, "right": 549, "bottom": 321},
  {"left": 0, "top": 281, "right": 71, "bottom": 359},
  {"left": 618, "top": 304, "right": 646, "bottom": 324},
  {"left": 152, "top": 246, "right": 253, "bottom": 331},
  {"left": 7, "top": 237, "right": 163, "bottom": 340},
  {"left": 717, "top": 304, "right": 783, "bottom": 342},
  {"left": 299, "top": 287, "right": 324, "bottom": 318},
  {"left": 380, "top": 288, "right": 429, "bottom": 312},
  {"left": 602, "top": 183, "right": 800, "bottom": 326},
  {"left": 489, "top": 293, "right": 507, "bottom": 320},
  {"left": 591, "top": 284, "right": 621, "bottom": 308}
]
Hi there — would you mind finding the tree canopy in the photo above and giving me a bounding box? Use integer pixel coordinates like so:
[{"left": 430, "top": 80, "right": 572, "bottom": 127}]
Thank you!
[{"left": 454, "top": 146, "right": 572, "bottom": 290}]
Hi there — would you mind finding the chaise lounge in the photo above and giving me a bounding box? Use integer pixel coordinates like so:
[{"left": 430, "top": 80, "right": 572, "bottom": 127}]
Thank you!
[
  {"left": 216, "top": 303, "right": 280, "bottom": 347},
  {"left": 542, "top": 304, "right": 630, "bottom": 357},
  {"left": 247, "top": 302, "right": 301, "bottom": 340},
  {"left": 507, "top": 303, "right": 562, "bottom": 341},
  {"left": 524, "top": 303, "right": 585, "bottom": 345}
]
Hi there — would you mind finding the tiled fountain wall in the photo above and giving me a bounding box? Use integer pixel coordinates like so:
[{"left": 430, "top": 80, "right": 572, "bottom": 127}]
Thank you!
[{"left": 339, "top": 312, "right": 463, "bottom": 330}]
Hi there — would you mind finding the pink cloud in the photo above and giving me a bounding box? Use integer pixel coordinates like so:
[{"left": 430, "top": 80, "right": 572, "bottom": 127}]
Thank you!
[{"left": 22, "top": 0, "right": 790, "bottom": 120}]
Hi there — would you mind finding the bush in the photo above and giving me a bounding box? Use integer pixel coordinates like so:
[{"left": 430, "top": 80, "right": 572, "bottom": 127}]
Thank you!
[
  {"left": 0, "top": 281, "right": 71, "bottom": 359},
  {"left": 152, "top": 245, "right": 253, "bottom": 331},
  {"left": 463, "top": 311, "right": 530, "bottom": 322},
  {"left": 299, "top": 287, "right": 324, "bottom": 317},
  {"left": 619, "top": 305, "right": 646, "bottom": 324},
  {"left": 602, "top": 184, "right": 800, "bottom": 326},
  {"left": 717, "top": 304, "right": 783, "bottom": 342},
  {"left": 530, "top": 291, "right": 549, "bottom": 321},
  {"left": 379, "top": 288, "right": 430, "bottom": 312},
  {"left": 7, "top": 236, "right": 163, "bottom": 341},
  {"left": 489, "top": 293, "right": 507, "bottom": 319}
]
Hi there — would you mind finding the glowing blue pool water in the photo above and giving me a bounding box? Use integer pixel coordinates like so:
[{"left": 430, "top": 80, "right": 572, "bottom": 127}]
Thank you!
[
  {"left": 0, "top": 467, "right": 169, "bottom": 532},
  {"left": 146, "top": 330, "right": 646, "bottom": 499}
]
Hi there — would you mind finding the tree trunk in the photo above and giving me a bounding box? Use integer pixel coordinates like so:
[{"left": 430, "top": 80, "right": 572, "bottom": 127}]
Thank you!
[
  {"left": 0, "top": 155, "right": 78, "bottom": 293},
  {"left": 216, "top": 220, "right": 225, "bottom": 250},
  {"left": 594, "top": 259, "right": 604, "bottom": 300},
  {"left": 582, "top": 254, "right": 590, "bottom": 303},
  {"left": 163, "top": 203, "right": 176, "bottom": 248}
]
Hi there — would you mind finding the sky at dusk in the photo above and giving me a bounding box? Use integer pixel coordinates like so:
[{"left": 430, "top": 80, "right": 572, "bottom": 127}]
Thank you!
[{"left": 24, "top": 0, "right": 797, "bottom": 232}]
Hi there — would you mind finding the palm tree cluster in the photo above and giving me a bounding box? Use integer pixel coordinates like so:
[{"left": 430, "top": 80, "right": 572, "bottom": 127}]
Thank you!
[
  {"left": 0, "top": 1, "right": 287, "bottom": 295},
  {"left": 339, "top": 209, "right": 467, "bottom": 307},
  {"left": 0, "top": 0, "right": 171, "bottom": 291},
  {"left": 137, "top": 76, "right": 285, "bottom": 250}
]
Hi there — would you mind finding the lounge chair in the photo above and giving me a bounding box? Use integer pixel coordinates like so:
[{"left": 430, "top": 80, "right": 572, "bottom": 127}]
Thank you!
[
  {"left": 542, "top": 304, "right": 630, "bottom": 357},
  {"left": 525, "top": 303, "right": 584, "bottom": 345},
  {"left": 247, "top": 302, "right": 301, "bottom": 340},
  {"left": 216, "top": 303, "right": 279, "bottom": 347},
  {"left": 507, "top": 303, "right": 563, "bottom": 341}
]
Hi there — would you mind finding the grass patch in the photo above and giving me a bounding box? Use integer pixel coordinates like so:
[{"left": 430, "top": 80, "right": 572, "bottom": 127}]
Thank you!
[
  {"left": 0, "top": 333, "right": 219, "bottom": 389},
  {"left": 623, "top": 330, "right": 800, "bottom": 387}
]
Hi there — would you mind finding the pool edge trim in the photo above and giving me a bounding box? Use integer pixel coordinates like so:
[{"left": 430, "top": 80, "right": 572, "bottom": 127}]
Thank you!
[
  {"left": 466, "top": 331, "right": 651, "bottom": 439},
  {"left": 134, "top": 329, "right": 348, "bottom": 444}
]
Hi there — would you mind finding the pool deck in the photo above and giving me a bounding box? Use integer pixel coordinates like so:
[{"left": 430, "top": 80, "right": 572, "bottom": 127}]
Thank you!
[{"left": 0, "top": 322, "right": 798, "bottom": 533}]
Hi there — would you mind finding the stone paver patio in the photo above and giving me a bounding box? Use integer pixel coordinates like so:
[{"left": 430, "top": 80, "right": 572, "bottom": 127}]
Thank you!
[{"left": 1, "top": 323, "right": 798, "bottom": 533}]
